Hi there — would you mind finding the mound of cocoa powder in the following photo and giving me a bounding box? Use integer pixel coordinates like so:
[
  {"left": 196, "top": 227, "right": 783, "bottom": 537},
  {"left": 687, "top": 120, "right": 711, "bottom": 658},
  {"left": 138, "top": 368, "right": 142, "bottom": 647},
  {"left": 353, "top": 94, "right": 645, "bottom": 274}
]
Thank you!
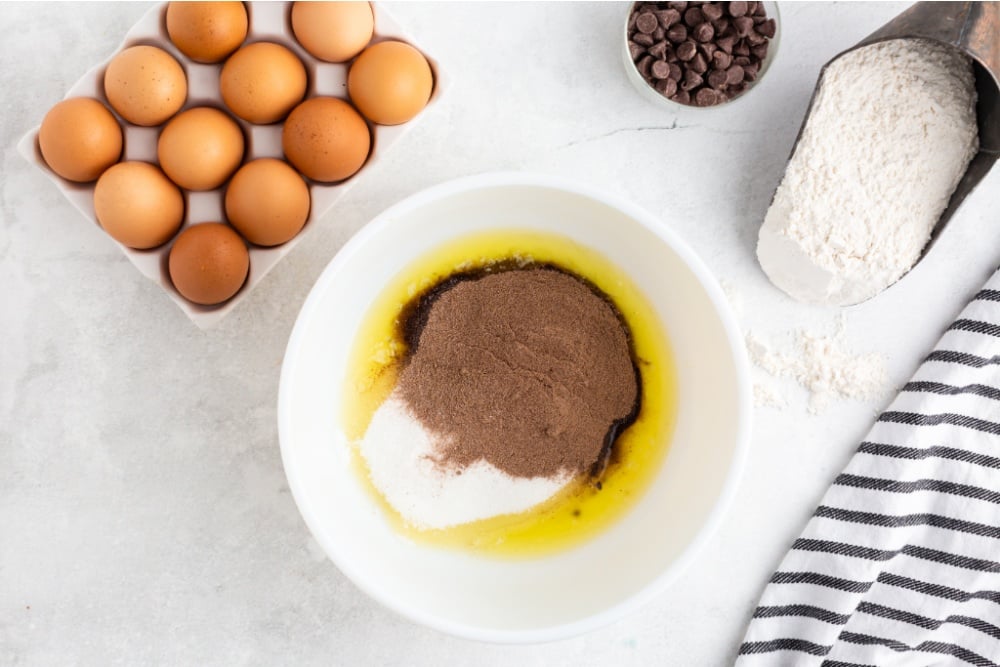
[{"left": 396, "top": 267, "right": 639, "bottom": 480}]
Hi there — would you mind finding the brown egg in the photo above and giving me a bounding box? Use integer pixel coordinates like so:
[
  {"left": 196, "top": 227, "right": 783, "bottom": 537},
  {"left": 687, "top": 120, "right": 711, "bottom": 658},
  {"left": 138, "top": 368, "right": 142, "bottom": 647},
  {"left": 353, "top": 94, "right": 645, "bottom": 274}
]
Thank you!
[
  {"left": 104, "top": 45, "right": 187, "bottom": 126},
  {"left": 282, "top": 97, "right": 370, "bottom": 182},
  {"left": 38, "top": 98, "right": 122, "bottom": 183},
  {"left": 166, "top": 1, "right": 248, "bottom": 64},
  {"left": 157, "top": 107, "right": 245, "bottom": 191},
  {"left": 291, "top": 1, "right": 374, "bottom": 63},
  {"left": 225, "top": 159, "right": 310, "bottom": 246},
  {"left": 220, "top": 42, "right": 307, "bottom": 124},
  {"left": 168, "top": 223, "right": 249, "bottom": 305},
  {"left": 93, "top": 162, "right": 184, "bottom": 249},
  {"left": 348, "top": 41, "right": 432, "bottom": 125}
]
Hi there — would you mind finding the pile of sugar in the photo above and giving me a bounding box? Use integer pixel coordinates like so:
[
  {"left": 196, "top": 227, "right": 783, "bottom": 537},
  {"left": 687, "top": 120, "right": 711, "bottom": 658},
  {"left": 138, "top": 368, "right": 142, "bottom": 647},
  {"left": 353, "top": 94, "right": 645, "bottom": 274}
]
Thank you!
[
  {"left": 758, "top": 38, "right": 979, "bottom": 306},
  {"left": 360, "top": 396, "right": 570, "bottom": 530}
]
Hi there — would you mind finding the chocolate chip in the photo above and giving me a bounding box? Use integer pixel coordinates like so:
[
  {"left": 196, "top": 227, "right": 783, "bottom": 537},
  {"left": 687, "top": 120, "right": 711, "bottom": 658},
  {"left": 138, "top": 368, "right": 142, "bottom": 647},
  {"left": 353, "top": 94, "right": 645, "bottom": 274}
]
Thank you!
[
  {"left": 676, "top": 40, "right": 697, "bottom": 61},
  {"left": 633, "top": 32, "right": 654, "bottom": 46},
  {"left": 712, "top": 50, "right": 732, "bottom": 69},
  {"left": 707, "top": 68, "right": 729, "bottom": 89},
  {"left": 702, "top": 3, "right": 724, "bottom": 21},
  {"left": 690, "top": 52, "right": 708, "bottom": 74},
  {"left": 734, "top": 16, "right": 754, "bottom": 37},
  {"left": 725, "top": 64, "right": 745, "bottom": 84},
  {"left": 681, "top": 69, "right": 703, "bottom": 90},
  {"left": 627, "top": 0, "right": 775, "bottom": 107},
  {"left": 637, "top": 55, "right": 653, "bottom": 78},
  {"left": 636, "top": 12, "right": 659, "bottom": 34},
  {"left": 683, "top": 6, "right": 704, "bottom": 26},
  {"left": 694, "top": 87, "right": 718, "bottom": 106},
  {"left": 651, "top": 59, "right": 672, "bottom": 80},
  {"left": 656, "top": 8, "right": 681, "bottom": 28},
  {"left": 655, "top": 77, "right": 678, "bottom": 97},
  {"left": 693, "top": 22, "right": 715, "bottom": 43},
  {"left": 648, "top": 40, "right": 669, "bottom": 60},
  {"left": 666, "top": 23, "right": 688, "bottom": 43}
]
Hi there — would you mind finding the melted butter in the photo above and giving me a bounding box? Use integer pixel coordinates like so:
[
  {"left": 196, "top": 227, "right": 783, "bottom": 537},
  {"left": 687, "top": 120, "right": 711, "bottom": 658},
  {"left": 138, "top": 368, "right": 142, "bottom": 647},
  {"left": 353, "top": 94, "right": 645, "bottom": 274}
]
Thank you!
[{"left": 342, "top": 229, "right": 677, "bottom": 557}]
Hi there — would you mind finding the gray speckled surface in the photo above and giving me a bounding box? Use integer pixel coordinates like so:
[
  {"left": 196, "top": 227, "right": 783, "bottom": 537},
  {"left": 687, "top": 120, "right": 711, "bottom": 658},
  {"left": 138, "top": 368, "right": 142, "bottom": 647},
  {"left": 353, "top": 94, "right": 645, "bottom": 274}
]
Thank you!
[{"left": 4, "top": 2, "right": 1000, "bottom": 664}]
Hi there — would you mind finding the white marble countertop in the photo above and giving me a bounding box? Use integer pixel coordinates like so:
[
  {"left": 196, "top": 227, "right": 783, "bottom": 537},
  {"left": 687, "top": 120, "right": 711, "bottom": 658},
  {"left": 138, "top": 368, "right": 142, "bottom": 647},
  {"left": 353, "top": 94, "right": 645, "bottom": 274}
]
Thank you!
[{"left": 4, "top": 2, "right": 1000, "bottom": 664}]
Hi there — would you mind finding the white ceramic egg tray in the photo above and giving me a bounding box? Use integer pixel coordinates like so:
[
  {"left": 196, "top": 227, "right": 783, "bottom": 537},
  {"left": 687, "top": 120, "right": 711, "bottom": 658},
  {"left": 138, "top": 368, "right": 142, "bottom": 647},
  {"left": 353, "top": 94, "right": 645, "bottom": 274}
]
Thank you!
[{"left": 18, "top": 1, "right": 444, "bottom": 328}]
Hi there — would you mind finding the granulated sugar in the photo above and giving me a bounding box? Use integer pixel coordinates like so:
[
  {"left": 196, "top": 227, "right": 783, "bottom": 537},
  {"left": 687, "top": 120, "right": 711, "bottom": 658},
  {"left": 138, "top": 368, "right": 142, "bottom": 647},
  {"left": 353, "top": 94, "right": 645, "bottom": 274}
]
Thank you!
[
  {"left": 359, "top": 395, "right": 570, "bottom": 530},
  {"left": 758, "top": 38, "right": 978, "bottom": 305},
  {"left": 747, "top": 319, "right": 888, "bottom": 413}
]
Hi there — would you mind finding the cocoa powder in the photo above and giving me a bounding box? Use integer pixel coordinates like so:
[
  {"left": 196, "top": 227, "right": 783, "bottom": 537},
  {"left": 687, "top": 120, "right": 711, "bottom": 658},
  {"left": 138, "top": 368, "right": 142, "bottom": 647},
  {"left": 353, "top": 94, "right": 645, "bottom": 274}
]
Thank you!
[{"left": 396, "top": 267, "right": 639, "bottom": 479}]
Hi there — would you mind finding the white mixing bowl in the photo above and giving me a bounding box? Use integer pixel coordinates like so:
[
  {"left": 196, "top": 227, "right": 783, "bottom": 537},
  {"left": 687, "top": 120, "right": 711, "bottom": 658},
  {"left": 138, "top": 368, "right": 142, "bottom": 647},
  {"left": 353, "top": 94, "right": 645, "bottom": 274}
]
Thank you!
[{"left": 278, "top": 172, "right": 751, "bottom": 643}]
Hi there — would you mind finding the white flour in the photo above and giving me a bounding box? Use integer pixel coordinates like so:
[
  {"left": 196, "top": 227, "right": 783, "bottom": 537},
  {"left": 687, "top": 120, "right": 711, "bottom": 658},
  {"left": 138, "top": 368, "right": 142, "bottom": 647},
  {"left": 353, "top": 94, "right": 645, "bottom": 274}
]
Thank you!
[
  {"left": 358, "top": 395, "right": 569, "bottom": 530},
  {"left": 758, "top": 39, "right": 978, "bottom": 306},
  {"left": 753, "top": 383, "right": 787, "bottom": 409},
  {"left": 747, "top": 319, "right": 888, "bottom": 413}
]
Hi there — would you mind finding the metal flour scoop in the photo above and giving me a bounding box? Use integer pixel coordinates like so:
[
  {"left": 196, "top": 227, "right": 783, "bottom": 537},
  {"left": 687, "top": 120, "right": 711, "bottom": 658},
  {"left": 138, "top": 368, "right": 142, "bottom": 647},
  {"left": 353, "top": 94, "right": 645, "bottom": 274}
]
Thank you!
[{"left": 759, "top": 1, "right": 1000, "bottom": 305}]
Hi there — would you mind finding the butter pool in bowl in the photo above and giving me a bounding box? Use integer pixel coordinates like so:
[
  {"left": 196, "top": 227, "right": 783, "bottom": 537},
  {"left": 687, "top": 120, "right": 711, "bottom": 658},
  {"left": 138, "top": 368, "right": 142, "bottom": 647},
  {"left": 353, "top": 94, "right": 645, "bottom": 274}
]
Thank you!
[{"left": 277, "top": 172, "right": 751, "bottom": 642}]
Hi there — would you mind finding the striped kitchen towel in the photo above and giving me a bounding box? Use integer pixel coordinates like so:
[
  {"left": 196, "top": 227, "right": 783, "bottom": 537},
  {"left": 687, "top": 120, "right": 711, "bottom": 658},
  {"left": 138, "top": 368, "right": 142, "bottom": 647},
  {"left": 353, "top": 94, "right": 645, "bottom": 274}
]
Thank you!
[{"left": 737, "top": 274, "right": 1000, "bottom": 667}]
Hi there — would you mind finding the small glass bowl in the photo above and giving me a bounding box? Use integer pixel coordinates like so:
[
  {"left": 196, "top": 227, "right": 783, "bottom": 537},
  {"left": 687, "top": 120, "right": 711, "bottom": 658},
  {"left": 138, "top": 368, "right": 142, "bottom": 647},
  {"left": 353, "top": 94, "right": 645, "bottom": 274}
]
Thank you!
[{"left": 622, "top": 1, "right": 781, "bottom": 111}]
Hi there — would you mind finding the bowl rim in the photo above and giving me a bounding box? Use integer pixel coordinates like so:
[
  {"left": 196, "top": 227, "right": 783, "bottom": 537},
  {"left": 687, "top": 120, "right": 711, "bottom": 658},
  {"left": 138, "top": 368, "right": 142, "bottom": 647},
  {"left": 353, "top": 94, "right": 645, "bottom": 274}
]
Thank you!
[{"left": 277, "top": 171, "right": 753, "bottom": 644}]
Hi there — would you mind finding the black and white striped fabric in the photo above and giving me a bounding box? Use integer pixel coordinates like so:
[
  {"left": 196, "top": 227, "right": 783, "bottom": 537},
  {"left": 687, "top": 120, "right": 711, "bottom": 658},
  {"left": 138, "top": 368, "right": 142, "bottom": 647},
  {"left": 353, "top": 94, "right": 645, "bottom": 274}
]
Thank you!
[{"left": 738, "top": 277, "right": 1000, "bottom": 667}]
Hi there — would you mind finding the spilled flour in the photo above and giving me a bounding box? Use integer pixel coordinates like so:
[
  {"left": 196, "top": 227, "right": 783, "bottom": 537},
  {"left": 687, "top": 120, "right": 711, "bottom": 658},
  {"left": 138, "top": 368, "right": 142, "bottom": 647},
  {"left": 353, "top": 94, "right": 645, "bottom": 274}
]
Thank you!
[
  {"left": 753, "top": 383, "right": 787, "bottom": 409},
  {"left": 747, "top": 318, "right": 888, "bottom": 413}
]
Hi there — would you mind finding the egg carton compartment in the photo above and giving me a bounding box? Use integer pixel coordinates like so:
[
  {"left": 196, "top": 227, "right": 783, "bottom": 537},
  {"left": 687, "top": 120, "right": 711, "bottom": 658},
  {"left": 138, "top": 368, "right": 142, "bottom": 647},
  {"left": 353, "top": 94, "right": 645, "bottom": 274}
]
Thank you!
[{"left": 18, "top": 1, "right": 445, "bottom": 328}]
